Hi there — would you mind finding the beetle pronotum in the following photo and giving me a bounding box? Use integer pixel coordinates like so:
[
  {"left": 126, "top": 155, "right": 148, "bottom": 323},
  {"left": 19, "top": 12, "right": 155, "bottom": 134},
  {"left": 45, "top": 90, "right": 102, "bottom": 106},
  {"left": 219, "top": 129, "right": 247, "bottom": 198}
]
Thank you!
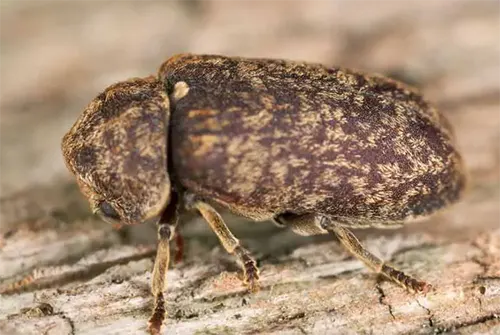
[{"left": 61, "top": 54, "right": 466, "bottom": 334}]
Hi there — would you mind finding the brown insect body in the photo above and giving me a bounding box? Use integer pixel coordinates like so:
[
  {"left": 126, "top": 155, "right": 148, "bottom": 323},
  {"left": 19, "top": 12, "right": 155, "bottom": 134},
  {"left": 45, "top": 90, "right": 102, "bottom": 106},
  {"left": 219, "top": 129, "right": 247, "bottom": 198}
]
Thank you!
[
  {"left": 62, "top": 54, "right": 466, "bottom": 334},
  {"left": 163, "top": 54, "right": 465, "bottom": 226}
]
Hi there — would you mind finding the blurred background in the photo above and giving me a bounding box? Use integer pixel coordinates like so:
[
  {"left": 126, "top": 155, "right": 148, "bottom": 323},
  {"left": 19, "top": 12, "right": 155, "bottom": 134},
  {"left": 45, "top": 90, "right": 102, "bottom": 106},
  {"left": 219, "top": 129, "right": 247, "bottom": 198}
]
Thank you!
[{"left": 0, "top": 1, "right": 499, "bottom": 334}]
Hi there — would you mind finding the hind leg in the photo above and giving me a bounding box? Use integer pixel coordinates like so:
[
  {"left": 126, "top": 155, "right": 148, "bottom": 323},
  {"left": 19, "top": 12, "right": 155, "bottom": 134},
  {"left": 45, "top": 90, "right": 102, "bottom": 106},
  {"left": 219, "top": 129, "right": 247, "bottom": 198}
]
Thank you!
[{"left": 274, "top": 213, "right": 431, "bottom": 293}]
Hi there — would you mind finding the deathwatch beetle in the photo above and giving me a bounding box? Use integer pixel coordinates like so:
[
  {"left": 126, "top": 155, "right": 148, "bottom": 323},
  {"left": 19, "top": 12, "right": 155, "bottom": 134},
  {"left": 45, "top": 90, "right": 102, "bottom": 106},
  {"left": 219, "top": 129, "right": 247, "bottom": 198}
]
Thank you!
[{"left": 62, "top": 54, "right": 466, "bottom": 334}]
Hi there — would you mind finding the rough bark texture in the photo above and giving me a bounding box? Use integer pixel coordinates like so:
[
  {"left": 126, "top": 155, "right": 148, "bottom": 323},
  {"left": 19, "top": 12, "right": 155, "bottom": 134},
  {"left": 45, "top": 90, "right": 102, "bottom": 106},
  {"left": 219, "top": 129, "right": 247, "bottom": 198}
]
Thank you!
[{"left": 0, "top": 1, "right": 499, "bottom": 335}]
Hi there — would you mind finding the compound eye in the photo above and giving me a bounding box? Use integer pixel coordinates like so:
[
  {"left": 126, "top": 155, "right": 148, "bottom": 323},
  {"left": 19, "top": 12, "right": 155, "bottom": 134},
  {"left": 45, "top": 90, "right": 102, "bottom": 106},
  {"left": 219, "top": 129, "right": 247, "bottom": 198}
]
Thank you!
[{"left": 96, "top": 201, "right": 121, "bottom": 222}]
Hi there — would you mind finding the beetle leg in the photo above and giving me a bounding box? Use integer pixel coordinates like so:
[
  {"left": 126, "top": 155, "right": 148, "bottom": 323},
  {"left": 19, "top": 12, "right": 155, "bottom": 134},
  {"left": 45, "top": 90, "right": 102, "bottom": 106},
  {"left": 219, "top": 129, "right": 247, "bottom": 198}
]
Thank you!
[
  {"left": 320, "top": 218, "right": 432, "bottom": 293},
  {"left": 276, "top": 213, "right": 431, "bottom": 293},
  {"left": 148, "top": 222, "right": 171, "bottom": 335},
  {"left": 148, "top": 191, "right": 180, "bottom": 335},
  {"left": 186, "top": 197, "right": 260, "bottom": 292},
  {"left": 273, "top": 212, "right": 328, "bottom": 236}
]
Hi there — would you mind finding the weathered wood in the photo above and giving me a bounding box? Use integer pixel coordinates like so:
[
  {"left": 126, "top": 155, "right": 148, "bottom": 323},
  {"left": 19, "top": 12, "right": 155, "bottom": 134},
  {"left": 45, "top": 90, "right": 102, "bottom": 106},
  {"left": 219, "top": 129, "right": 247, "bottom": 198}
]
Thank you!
[{"left": 1, "top": 1, "right": 499, "bottom": 334}]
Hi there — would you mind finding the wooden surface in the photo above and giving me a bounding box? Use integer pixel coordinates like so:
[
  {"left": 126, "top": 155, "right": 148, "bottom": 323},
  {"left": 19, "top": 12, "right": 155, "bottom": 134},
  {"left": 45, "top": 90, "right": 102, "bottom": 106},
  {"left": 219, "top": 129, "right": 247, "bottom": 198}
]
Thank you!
[{"left": 1, "top": 1, "right": 499, "bottom": 334}]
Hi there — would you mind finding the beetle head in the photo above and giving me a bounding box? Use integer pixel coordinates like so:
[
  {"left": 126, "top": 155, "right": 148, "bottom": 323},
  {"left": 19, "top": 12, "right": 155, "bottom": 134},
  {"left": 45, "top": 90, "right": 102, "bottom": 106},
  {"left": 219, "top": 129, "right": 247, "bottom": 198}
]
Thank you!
[{"left": 61, "top": 76, "right": 171, "bottom": 225}]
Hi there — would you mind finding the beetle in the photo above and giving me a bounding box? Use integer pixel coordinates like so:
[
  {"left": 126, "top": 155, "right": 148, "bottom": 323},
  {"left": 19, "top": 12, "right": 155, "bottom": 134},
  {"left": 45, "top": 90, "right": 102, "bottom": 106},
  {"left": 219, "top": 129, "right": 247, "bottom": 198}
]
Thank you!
[{"left": 61, "top": 54, "right": 466, "bottom": 334}]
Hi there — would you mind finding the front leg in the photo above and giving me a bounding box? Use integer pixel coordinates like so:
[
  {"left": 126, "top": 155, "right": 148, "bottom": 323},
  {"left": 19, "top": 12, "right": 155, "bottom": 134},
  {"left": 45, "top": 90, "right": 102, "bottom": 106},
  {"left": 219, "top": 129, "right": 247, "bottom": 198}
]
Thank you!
[
  {"left": 185, "top": 194, "right": 260, "bottom": 292},
  {"left": 148, "top": 191, "right": 180, "bottom": 335}
]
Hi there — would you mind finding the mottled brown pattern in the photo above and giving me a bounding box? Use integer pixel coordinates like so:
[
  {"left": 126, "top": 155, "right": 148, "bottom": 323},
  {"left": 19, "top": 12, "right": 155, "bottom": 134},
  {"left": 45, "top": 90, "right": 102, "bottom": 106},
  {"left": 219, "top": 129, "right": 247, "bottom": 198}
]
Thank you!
[
  {"left": 59, "top": 53, "right": 469, "bottom": 335},
  {"left": 160, "top": 54, "right": 466, "bottom": 226},
  {"left": 61, "top": 77, "right": 171, "bottom": 225},
  {"left": 62, "top": 54, "right": 466, "bottom": 227}
]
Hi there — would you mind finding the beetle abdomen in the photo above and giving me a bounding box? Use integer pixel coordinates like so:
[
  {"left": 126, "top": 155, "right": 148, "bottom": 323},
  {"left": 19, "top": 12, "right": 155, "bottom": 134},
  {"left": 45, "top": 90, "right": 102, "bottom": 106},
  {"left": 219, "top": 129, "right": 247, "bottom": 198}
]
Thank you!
[{"left": 162, "top": 54, "right": 466, "bottom": 224}]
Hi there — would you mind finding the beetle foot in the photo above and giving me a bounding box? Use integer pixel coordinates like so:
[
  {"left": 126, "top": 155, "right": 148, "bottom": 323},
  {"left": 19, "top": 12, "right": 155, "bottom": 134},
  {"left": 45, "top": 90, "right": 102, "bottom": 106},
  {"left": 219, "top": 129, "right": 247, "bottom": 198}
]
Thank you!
[
  {"left": 148, "top": 292, "right": 166, "bottom": 335},
  {"left": 408, "top": 279, "right": 432, "bottom": 294},
  {"left": 236, "top": 248, "right": 260, "bottom": 293},
  {"left": 243, "top": 263, "right": 260, "bottom": 293},
  {"left": 381, "top": 264, "right": 432, "bottom": 294}
]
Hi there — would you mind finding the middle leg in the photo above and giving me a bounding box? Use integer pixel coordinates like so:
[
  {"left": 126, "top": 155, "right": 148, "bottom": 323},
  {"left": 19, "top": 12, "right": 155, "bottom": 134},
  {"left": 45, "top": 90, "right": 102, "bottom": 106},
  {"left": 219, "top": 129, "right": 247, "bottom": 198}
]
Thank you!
[{"left": 185, "top": 194, "right": 260, "bottom": 292}]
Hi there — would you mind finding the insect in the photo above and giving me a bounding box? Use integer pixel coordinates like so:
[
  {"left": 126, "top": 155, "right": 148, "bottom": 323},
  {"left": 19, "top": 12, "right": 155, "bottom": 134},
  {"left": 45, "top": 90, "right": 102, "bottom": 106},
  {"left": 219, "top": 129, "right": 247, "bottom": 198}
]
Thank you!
[{"left": 61, "top": 54, "right": 466, "bottom": 334}]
